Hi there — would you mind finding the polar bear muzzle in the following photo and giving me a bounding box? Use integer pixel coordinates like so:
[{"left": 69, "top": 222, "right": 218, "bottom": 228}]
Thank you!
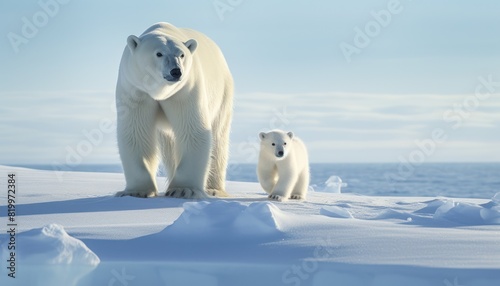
[
  {"left": 169, "top": 68, "right": 182, "bottom": 80},
  {"left": 163, "top": 67, "right": 182, "bottom": 82},
  {"left": 275, "top": 148, "right": 285, "bottom": 158}
]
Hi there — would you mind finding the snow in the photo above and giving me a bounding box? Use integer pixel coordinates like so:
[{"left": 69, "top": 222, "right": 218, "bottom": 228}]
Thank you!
[
  {"left": 320, "top": 206, "right": 354, "bottom": 218},
  {"left": 0, "top": 165, "right": 499, "bottom": 286}
]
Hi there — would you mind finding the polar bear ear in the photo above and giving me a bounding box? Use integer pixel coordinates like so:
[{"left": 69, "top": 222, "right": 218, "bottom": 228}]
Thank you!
[
  {"left": 127, "top": 35, "right": 140, "bottom": 53},
  {"left": 259, "top": 132, "right": 267, "bottom": 140},
  {"left": 287, "top": 132, "right": 294, "bottom": 139},
  {"left": 184, "top": 39, "right": 198, "bottom": 54}
]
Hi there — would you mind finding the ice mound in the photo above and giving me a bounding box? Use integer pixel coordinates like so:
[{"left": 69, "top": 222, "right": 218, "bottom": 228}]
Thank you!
[
  {"left": 0, "top": 224, "right": 99, "bottom": 286},
  {"left": 165, "top": 200, "right": 285, "bottom": 237},
  {"left": 433, "top": 200, "right": 486, "bottom": 225},
  {"left": 1, "top": 224, "right": 99, "bottom": 265},
  {"left": 311, "top": 175, "right": 347, "bottom": 193},
  {"left": 320, "top": 206, "right": 354, "bottom": 218},
  {"left": 414, "top": 198, "right": 448, "bottom": 214},
  {"left": 480, "top": 192, "right": 500, "bottom": 223},
  {"left": 418, "top": 195, "right": 500, "bottom": 225},
  {"left": 492, "top": 192, "right": 500, "bottom": 204}
]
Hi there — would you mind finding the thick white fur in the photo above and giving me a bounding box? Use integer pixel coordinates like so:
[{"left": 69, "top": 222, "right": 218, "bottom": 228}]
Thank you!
[
  {"left": 115, "top": 22, "right": 233, "bottom": 198},
  {"left": 257, "top": 130, "right": 310, "bottom": 201}
]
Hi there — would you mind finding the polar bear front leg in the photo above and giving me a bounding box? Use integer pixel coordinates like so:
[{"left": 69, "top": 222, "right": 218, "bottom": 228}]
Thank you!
[
  {"left": 165, "top": 129, "right": 211, "bottom": 199},
  {"left": 257, "top": 162, "right": 278, "bottom": 195},
  {"left": 269, "top": 165, "right": 297, "bottom": 202},
  {"left": 115, "top": 95, "right": 160, "bottom": 198}
]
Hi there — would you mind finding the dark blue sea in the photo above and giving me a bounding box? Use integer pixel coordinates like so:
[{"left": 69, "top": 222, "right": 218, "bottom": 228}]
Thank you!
[{"left": 10, "top": 163, "right": 500, "bottom": 199}]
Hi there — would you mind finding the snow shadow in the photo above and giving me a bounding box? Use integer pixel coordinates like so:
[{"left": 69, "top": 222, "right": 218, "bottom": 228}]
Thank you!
[{"left": 0, "top": 195, "right": 188, "bottom": 216}]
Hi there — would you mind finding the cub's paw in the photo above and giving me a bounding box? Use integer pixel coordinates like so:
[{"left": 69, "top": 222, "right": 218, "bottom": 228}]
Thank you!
[
  {"left": 268, "top": 194, "right": 286, "bottom": 202},
  {"left": 166, "top": 187, "right": 209, "bottom": 199},
  {"left": 115, "top": 189, "right": 157, "bottom": 198},
  {"left": 207, "top": 189, "right": 229, "bottom": 197},
  {"left": 290, "top": 194, "right": 305, "bottom": 200}
]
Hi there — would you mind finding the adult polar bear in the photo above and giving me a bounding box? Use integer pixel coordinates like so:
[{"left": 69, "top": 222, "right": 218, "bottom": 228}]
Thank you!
[{"left": 115, "top": 22, "right": 233, "bottom": 199}]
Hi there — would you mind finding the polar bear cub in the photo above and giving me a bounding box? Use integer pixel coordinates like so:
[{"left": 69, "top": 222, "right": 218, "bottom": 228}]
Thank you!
[{"left": 257, "top": 130, "right": 310, "bottom": 201}]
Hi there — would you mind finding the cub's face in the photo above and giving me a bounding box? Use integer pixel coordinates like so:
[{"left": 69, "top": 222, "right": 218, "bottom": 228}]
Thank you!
[
  {"left": 259, "top": 131, "right": 294, "bottom": 159},
  {"left": 126, "top": 34, "right": 197, "bottom": 100}
]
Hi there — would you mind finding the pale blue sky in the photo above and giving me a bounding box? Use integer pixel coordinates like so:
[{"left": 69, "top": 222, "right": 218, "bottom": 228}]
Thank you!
[{"left": 1, "top": 0, "right": 500, "bottom": 165}]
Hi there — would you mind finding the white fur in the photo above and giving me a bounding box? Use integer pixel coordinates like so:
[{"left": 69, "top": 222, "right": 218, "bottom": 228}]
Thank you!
[
  {"left": 115, "top": 22, "right": 233, "bottom": 199},
  {"left": 257, "top": 130, "right": 310, "bottom": 201}
]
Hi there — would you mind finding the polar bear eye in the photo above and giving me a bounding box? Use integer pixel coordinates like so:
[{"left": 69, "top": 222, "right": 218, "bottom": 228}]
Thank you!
[
  {"left": 284, "top": 142, "right": 287, "bottom": 145},
  {"left": 180, "top": 53, "right": 185, "bottom": 59},
  {"left": 272, "top": 143, "right": 275, "bottom": 146},
  {"left": 156, "top": 52, "right": 163, "bottom": 57}
]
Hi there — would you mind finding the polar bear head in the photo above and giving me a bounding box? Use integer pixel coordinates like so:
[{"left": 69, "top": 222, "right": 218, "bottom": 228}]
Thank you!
[
  {"left": 126, "top": 33, "right": 197, "bottom": 100},
  {"left": 259, "top": 130, "right": 294, "bottom": 159}
]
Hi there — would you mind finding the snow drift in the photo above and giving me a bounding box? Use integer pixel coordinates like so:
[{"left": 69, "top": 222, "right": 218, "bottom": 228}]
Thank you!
[{"left": 1, "top": 224, "right": 99, "bottom": 286}]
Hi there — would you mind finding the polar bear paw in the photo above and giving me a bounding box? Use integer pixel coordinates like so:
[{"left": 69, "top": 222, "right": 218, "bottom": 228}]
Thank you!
[
  {"left": 115, "top": 189, "right": 157, "bottom": 198},
  {"left": 207, "top": 189, "right": 229, "bottom": 197},
  {"left": 268, "top": 194, "right": 286, "bottom": 202},
  {"left": 290, "top": 194, "right": 305, "bottom": 200},
  {"left": 166, "top": 187, "right": 209, "bottom": 199}
]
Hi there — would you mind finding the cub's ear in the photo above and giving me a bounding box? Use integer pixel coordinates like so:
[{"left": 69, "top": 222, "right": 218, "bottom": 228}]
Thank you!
[
  {"left": 184, "top": 39, "right": 198, "bottom": 54},
  {"left": 287, "top": 132, "right": 294, "bottom": 139},
  {"left": 259, "top": 132, "right": 267, "bottom": 140},
  {"left": 127, "top": 35, "right": 140, "bottom": 53}
]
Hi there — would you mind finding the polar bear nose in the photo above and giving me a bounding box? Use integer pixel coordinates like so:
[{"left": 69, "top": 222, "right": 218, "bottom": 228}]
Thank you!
[
  {"left": 277, "top": 151, "right": 284, "bottom": 157},
  {"left": 170, "top": 68, "right": 182, "bottom": 79}
]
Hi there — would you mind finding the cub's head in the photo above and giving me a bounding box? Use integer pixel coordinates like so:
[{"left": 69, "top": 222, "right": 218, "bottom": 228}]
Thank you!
[
  {"left": 126, "top": 34, "right": 197, "bottom": 100},
  {"left": 259, "top": 130, "right": 294, "bottom": 159}
]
